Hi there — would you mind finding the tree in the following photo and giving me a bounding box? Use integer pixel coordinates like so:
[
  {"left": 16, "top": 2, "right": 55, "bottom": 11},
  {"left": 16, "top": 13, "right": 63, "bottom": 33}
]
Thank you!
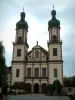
[
  {"left": 0, "top": 41, "right": 7, "bottom": 94},
  {"left": 63, "top": 76, "right": 75, "bottom": 87},
  {"left": 53, "top": 80, "right": 62, "bottom": 94},
  {"left": 11, "top": 82, "right": 26, "bottom": 93},
  {"left": 71, "top": 76, "right": 75, "bottom": 87}
]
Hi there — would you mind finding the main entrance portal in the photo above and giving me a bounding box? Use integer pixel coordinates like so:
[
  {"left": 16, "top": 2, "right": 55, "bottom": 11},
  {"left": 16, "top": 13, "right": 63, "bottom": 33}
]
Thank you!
[{"left": 34, "top": 83, "right": 39, "bottom": 93}]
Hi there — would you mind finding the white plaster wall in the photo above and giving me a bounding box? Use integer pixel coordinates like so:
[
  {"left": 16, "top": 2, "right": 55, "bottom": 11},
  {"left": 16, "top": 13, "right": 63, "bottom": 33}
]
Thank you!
[
  {"left": 48, "top": 63, "right": 63, "bottom": 84},
  {"left": 33, "top": 80, "right": 40, "bottom": 85},
  {"left": 24, "top": 30, "right": 28, "bottom": 43},
  {"left": 48, "top": 28, "right": 61, "bottom": 42},
  {"left": 52, "top": 28, "right": 57, "bottom": 36},
  {"left": 26, "top": 63, "right": 48, "bottom": 77},
  {"left": 13, "top": 45, "right": 25, "bottom": 61},
  {"left": 12, "top": 63, "right": 24, "bottom": 85},
  {"left": 58, "top": 28, "right": 60, "bottom": 41},
  {"left": 41, "top": 80, "right": 47, "bottom": 84},
  {"left": 49, "top": 28, "right": 51, "bottom": 42},
  {"left": 49, "top": 28, "right": 58, "bottom": 42},
  {"left": 26, "top": 64, "right": 32, "bottom": 77},
  {"left": 33, "top": 64, "right": 40, "bottom": 77},
  {"left": 28, "top": 48, "right": 47, "bottom": 61},
  {"left": 26, "top": 63, "right": 40, "bottom": 77},
  {"left": 49, "top": 44, "right": 62, "bottom": 60},
  {"left": 26, "top": 79, "right": 47, "bottom": 85},
  {"left": 41, "top": 63, "right": 47, "bottom": 77}
]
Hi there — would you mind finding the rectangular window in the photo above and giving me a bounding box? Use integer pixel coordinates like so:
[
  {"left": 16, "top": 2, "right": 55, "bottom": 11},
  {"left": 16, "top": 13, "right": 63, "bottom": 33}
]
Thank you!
[
  {"left": 16, "top": 69, "right": 20, "bottom": 77},
  {"left": 17, "top": 49, "right": 21, "bottom": 57},
  {"left": 53, "top": 48, "right": 57, "bottom": 56},
  {"left": 35, "top": 68, "right": 39, "bottom": 77},
  {"left": 42, "top": 68, "right": 46, "bottom": 77},
  {"left": 54, "top": 69, "right": 57, "bottom": 77},
  {"left": 27, "top": 68, "right": 31, "bottom": 77}
]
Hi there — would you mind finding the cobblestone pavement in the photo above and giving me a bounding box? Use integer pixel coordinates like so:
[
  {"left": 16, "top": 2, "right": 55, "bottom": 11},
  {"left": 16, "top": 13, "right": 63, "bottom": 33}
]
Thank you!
[{"left": 7, "top": 95, "right": 70, "bottom": 100}]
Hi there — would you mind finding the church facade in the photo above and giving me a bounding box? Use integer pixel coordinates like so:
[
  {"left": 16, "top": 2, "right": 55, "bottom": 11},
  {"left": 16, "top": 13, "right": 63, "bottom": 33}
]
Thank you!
[{"left": 11, "top": 7, "right": 63, "bottom": 93}]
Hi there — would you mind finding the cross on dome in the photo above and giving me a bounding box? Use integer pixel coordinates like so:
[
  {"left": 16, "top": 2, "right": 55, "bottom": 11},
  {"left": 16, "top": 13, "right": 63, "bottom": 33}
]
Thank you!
[
  {"left": 36, "top": 41, "right": 38, "bottom": 45},
  {"left": 23, "top": 7, "right": 24, "bottom": 12},
  {"left": 53, "top": 4, "right": 54, "bottom": 10}
]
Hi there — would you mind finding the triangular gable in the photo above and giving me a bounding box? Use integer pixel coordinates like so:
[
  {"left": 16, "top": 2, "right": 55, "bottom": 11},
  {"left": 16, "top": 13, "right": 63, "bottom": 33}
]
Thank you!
[{"left": 28, "top": 44, "right": 48, "bottom": 57}]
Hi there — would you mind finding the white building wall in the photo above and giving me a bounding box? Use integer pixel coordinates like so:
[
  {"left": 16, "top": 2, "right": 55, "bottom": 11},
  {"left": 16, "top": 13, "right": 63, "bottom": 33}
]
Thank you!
[
  {"left": 12, "top": 63, "right": 24, "bottom": 85},
  {"left": 49, "top": 63, "right": 63, "bottom": 84},
  {"left": 49, "top": 44, "right": 62, "bottom": 60},
  {"left": 26, "top": 63, "right": 48, "bottom": 84},
  {"left": 13, "top": 45, "right": 25, "bottom": 61}
]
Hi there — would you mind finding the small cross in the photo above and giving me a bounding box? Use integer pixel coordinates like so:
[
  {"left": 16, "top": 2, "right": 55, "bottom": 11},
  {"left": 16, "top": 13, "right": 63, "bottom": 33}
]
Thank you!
[
  {"left": 23, "top": 7, "right": 24, "bottom": 12},
  {"left": 53, "top": 4, "right": 54, "bottom": 10},
  {"left": 37, "top": 41, "right": 38, "bottom": 45}
]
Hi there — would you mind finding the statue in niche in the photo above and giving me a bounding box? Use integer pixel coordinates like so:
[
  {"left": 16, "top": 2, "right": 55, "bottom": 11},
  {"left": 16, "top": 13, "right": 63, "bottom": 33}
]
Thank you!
[{"left": 35, "top": 50, "right": 39, "bottom": 58}]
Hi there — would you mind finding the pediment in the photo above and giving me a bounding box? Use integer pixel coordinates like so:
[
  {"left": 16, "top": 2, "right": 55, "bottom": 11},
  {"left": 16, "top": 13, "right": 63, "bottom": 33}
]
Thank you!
[{"left": 28, "top": 44, "right": 48, "bottom": 58}]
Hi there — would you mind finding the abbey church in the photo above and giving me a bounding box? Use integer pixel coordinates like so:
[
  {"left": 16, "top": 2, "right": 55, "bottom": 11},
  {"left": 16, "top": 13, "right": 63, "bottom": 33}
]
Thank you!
[{"left": 11, "top": 7, "right": 63, "bottom": 93}]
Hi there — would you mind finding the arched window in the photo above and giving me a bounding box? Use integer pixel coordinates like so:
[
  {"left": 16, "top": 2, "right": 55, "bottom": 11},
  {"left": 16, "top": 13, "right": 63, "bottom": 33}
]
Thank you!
[
  {"left": 17, "top": 36, "right": 23, "bottom": 43},
  {"left": 52, "top": 35, "right": 57, "bottom": 41},
  {"left": 35, "top": 50, "right": 39, "bottom": 58}
]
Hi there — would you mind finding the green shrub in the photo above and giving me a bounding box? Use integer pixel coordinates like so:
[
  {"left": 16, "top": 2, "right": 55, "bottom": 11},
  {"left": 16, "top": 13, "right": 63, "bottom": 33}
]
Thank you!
[
  {"left": 46, "top": 84, "right": 53, "bottom": 95},
  {"left": 53, "top": 79, "right": 62, "bottom": 94}
]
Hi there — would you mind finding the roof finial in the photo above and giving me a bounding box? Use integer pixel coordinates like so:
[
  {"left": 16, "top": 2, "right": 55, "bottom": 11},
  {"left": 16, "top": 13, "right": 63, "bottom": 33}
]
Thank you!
[
  {"left": 37, "top": 41, "right": 38, "bottom": 45},
  {"left": 23, "top": 7, "right": 24, "bottom": 12},
  {"left": 53, "top": 4, "right": 54, "bottom": 10}
]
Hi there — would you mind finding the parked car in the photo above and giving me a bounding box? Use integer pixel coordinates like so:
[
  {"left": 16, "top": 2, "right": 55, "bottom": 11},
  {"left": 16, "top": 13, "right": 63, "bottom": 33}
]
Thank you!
[{"left": 68, "top": 92, "right": 75, "bottom": 100}]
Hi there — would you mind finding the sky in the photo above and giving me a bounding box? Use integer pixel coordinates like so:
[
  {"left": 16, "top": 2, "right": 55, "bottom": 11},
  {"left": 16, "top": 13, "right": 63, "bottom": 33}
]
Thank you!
[{"left": 0, "top": 0, "right": 75, "bottom": 77}]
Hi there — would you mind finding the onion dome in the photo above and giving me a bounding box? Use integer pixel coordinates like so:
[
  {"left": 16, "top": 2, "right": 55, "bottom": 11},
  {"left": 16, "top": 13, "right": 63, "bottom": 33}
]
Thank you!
[
  {"left": 48, "top": 6, "right": 60, "bottom": 29},
  {"left": 16, "top": 10, "right": 28, "bottom": 30}
]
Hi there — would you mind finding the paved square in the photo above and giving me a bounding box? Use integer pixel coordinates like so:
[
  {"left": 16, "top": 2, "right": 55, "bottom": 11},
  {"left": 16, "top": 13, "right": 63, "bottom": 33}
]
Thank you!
[{"left": 7, "top": 95, "right": 70, "bottom": 100}]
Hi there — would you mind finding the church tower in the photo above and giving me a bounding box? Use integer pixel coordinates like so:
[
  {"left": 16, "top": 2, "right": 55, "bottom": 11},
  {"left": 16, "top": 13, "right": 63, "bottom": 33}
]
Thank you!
[
  {"left": 11, "top": 10, "right": 29, "bottom": 85},
  {"left": 48, "top": 7, "right": 63, "bottom": 85}
]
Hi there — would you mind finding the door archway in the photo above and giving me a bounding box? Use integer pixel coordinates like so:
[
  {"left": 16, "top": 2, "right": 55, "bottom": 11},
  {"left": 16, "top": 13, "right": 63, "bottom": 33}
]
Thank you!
[{"left": 34, "top": 83, "right": 39, "bottom": 93}]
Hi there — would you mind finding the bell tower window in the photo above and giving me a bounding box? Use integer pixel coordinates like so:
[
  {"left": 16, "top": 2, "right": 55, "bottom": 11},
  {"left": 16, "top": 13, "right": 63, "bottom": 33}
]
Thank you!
[
  {"left": 17, "top": 49, "right": 21, "bottom": 57},
  {"left": 17, "top": 36, "right": 23, "bottom": 43},
  {"left": 53, "top": 48, "right": 57, "bottom": 56},
  {"left": 52, "top": 35, "right": 57, "bottom": 42}
]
